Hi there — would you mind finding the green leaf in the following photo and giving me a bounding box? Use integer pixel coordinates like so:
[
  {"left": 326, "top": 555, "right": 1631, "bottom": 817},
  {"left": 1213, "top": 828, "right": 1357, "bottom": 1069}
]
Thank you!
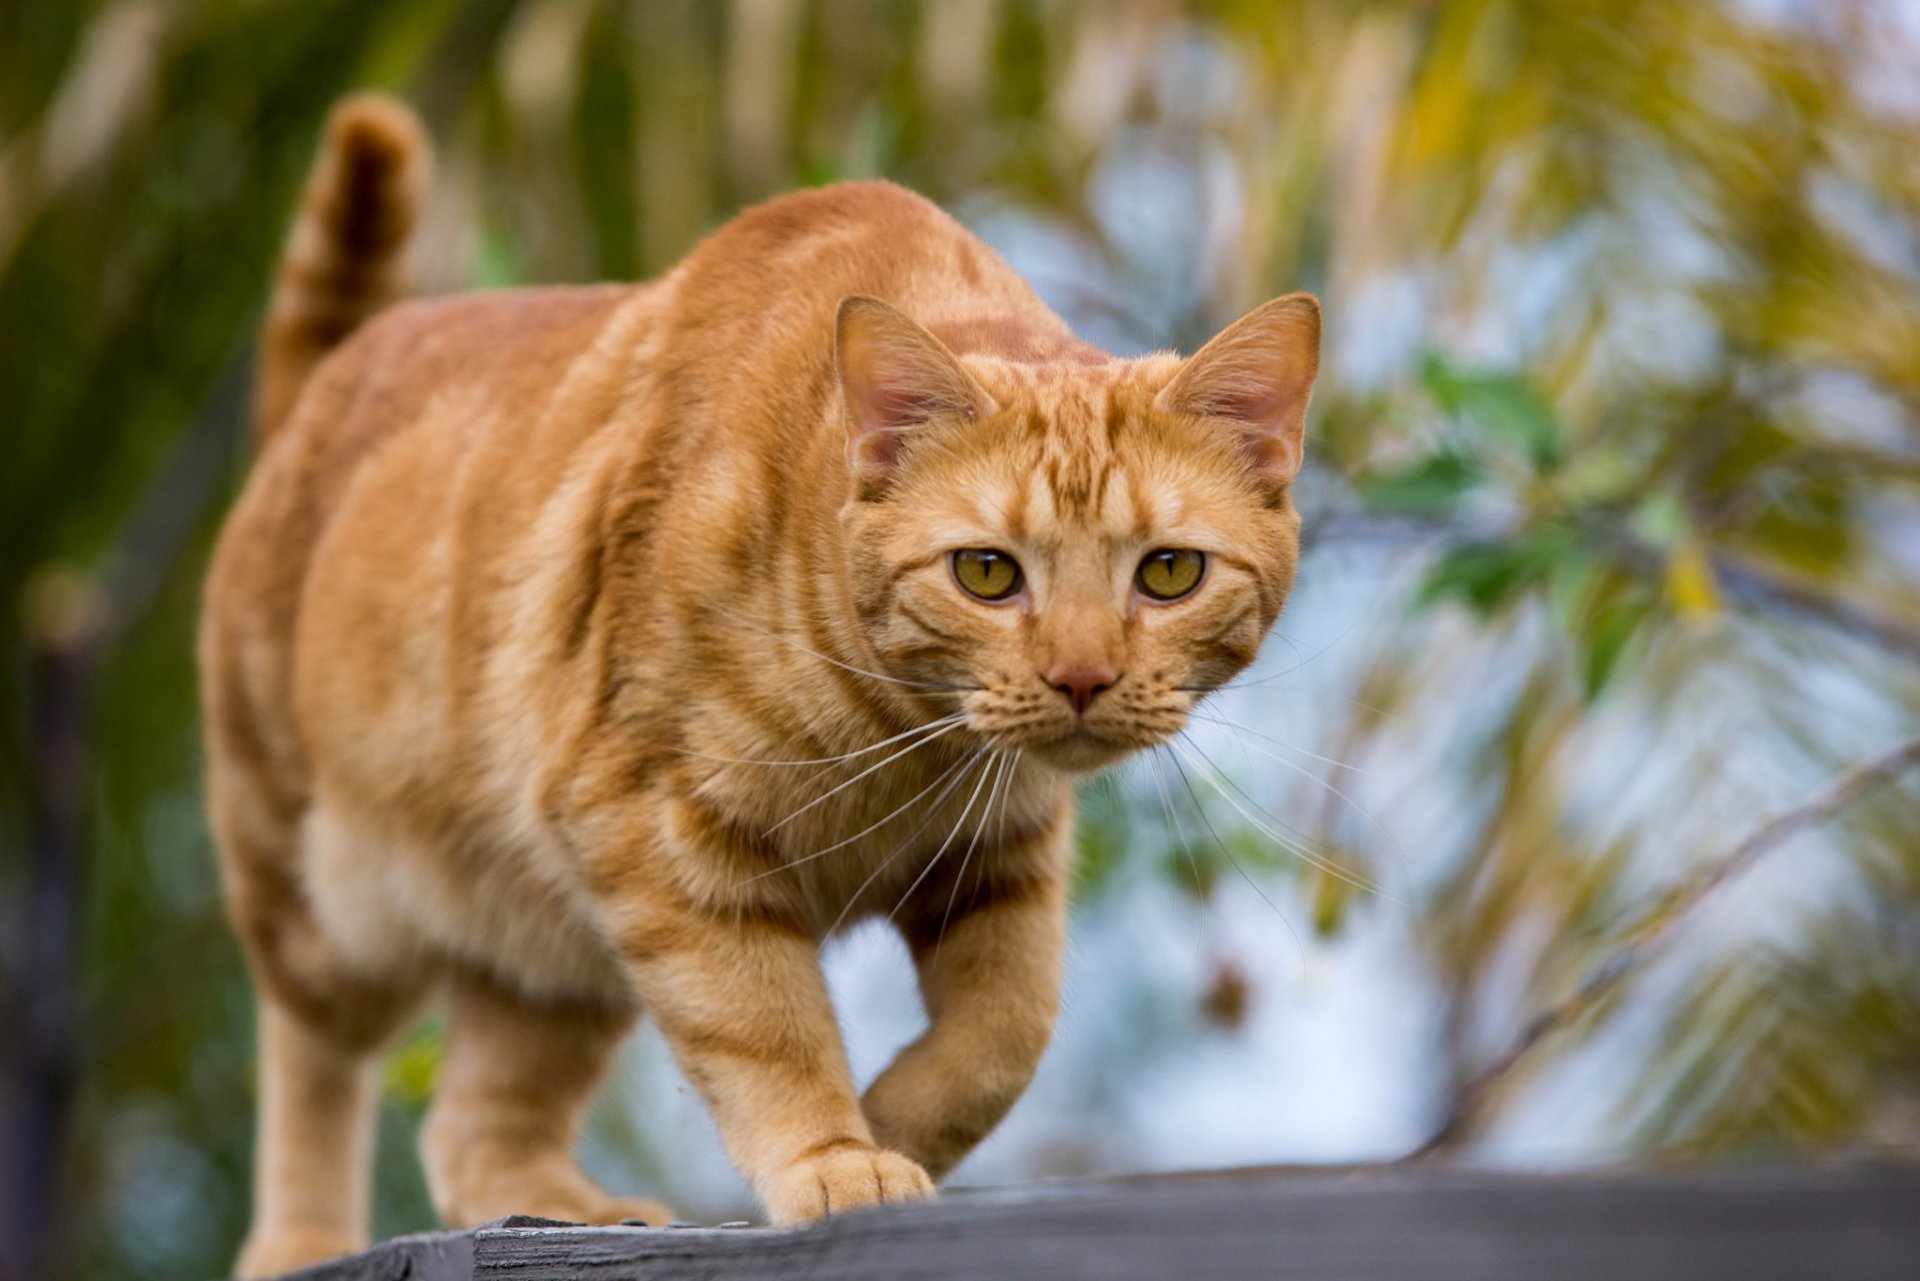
[
  {"left": 1358, "top": 450, "right": 1485, "bottom": 517},
  {"left": 1417, "top": 531, "right": 1568, "bottom": 615},
  {"left": 1420, "top": 351, "right": 1564, "bottom": 470},
  {"left": 1546, "top": 543, "right": 1602, "bottom": 632},
  {"left": 1631, "top": 490, "right": 1684, "bottom": 545},
  {"left": 1581, "top": 595, "right": 1653, "bottom": 699}
]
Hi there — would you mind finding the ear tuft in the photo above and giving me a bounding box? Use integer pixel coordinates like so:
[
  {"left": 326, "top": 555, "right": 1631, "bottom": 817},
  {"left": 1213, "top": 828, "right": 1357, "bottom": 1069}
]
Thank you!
[
  {"left": 1156, "top": 293, "right": 1320, "bottom": 487},
  {"left": 836, "top": 296, "right": 996, "bottom": 492}
]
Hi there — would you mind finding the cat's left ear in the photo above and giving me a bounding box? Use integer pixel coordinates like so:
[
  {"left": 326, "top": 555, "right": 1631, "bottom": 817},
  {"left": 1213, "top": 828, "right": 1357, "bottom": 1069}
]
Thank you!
[
  {"left": 836, "top": 295, "right": 997, "bottom": 493},
  {"left": 1156, "top": 293, "right": 1320, "bottom": 488}
]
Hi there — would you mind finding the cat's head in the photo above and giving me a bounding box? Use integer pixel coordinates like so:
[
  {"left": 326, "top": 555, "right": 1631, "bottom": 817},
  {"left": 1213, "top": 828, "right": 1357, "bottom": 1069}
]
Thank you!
[{"left": 836, "top": 293, "right": 1319, "bottom": 774}]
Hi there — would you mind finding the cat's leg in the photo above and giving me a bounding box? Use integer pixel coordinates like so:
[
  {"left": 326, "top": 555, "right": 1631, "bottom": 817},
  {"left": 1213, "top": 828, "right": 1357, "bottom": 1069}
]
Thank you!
[
  {"left": 217, "top": 796, "right": 423, "bottom": 1279},
  {"left": 607, "top": 877, "right": 935, "bottom": 1223},
  {"left": 419, "top": 971, "right": 671, "bottom": 1228},
  {"left": 236, "top": 999, "right": 400, "bottom": 1278},
  {"left": 861, "top": 841, "right": 1069, "bottom": 1179}
]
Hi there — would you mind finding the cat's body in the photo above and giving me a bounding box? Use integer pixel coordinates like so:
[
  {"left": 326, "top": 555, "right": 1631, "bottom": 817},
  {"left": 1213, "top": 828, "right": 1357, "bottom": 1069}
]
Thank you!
[{"left": 202, "top": 97, "right": 1318, "bottom": 1278}]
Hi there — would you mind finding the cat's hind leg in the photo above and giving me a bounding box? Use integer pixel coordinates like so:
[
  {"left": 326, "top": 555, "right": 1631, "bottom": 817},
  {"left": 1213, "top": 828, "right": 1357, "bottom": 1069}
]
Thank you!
[
  {"left": 235, "top": 998, "right": 409, "bottom": 1278},
  {"left": 216, "top": 791, "right": 426, "bottom": 1279},
  {"left": 418, "top": 971, "right": 671, "bottom": 1228}
]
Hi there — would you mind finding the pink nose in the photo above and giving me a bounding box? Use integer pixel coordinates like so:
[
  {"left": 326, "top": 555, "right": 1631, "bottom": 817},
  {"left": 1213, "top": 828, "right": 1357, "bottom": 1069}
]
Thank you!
[{"left": 1046, "top": 666, "right": 1117, "bottom": 716}]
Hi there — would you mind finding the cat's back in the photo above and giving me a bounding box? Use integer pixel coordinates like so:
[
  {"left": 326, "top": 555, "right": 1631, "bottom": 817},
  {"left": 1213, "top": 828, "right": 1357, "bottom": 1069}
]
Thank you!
[
  {"left": 216, "top": 281, "right": 638, "bottom": 582},
  {"left": 266, "top": 282, "right": 636, "bottom": 530},
  {"left": 200, "top": 281, "right": 648, "bottom": 769}
]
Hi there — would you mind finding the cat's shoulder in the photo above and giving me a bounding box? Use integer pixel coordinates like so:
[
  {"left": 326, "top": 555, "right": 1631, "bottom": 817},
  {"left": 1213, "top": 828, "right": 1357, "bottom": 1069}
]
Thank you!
[
  {"left": 689, "top": 180, "right": 974, "bottom": 268},
  {"left": 729, "top": 179, "right": 952, "bottom": 234}
]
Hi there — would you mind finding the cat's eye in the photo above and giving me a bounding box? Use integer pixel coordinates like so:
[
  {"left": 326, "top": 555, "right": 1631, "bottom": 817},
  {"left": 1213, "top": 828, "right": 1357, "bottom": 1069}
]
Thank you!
[
  {"left": 952, "top": 549, "right": 1023, "bottom": 602},
  {"left": 1137, "top": 549, "right": 1206, "bottom": 601}
]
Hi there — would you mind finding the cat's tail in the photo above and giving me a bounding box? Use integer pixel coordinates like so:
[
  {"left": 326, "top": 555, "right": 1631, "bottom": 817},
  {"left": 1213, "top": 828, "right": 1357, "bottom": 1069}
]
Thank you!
[{"left": 254, "top": 93, "right": 429, "bottom": 439}]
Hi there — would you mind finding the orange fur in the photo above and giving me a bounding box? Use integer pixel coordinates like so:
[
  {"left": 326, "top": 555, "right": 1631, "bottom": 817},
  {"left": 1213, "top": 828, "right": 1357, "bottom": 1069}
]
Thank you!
[
  {"left": 201, "top": 94, "right": 1319, "bottom": 1277},
  {"left": 253, "top": 95, "right": 427, "bottom": 439}
]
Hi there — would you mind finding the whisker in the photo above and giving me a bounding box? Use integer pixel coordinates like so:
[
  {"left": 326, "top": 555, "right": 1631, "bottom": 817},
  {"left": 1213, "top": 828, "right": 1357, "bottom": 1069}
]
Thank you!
[
  {"left": 676, "top": 714, "right": 967, "bottom": 769},
  {"left": 1147, "top": 750, "right": 1218, "bottom": 971},
  {"left": 1179, "top": 734, "right": 1322, "bottom": 858},
  {"left": 1174, "top": 676, "right": 1391, "bottom": 719},
  {"left": 966, "top": 749, "right": 1024, "bottom": 933},
  {"left": 996, "top": 750, "right": 1020, "bottom": 852},
  {"left": 1159, "top": 747, "right": 1307, "bottom": 963},
  {"left": 889, "top": 749, "right": 1005, "bottom": 927},
  {"left": 1171, "top": 740, "right": 1401, "bottom": 906},
  {"left": 1183, "top": 711, "right": 1373, "bottom": 776},
  {"left": 715, "top": 610, "right": 981, "bottom": 692},
  {"left": 932, "top": 749, "right": 1020, "bottom": 963},
  {"left": 1207, "top": 605, "right": 1369, "bottom": 690},
  {"left": 1261, "top": 629, "right": 1311, "bottom": 669},
  {"left": 735, "top": 746, "right": 978, "bottom": 887},
  {"left": 1182, "top": 721, "right": 1403, "bottom": 866},
  {"left": 1177, "top": 734, "right": 1349, "bottom": 861},
  {"left": 1148, "top": 749, "right": 1207, "bottom": 902},
  {"left": 1257, "top": 617, "right": 1359, "bottom": 681},
  {"left": 765, "top": 719, "right": 969, "bottom": 834},
  {"left": 1179, "top": 731, "right": 1385, "bottom": 860},
  {"left": 831, "top": 750, "right": 996, "bottom": 936}
]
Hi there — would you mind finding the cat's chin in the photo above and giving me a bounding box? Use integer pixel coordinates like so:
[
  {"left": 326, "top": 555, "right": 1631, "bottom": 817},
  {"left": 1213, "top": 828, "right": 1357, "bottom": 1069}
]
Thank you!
[{"left": 1027, "top": 729, "right": 1144, "bottom": 775}]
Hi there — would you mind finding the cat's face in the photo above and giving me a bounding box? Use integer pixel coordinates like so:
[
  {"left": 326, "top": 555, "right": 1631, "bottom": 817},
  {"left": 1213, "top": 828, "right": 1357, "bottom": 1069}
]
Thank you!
[{"left": 838, "top": 296, "right": 1318, "bottom": 774}]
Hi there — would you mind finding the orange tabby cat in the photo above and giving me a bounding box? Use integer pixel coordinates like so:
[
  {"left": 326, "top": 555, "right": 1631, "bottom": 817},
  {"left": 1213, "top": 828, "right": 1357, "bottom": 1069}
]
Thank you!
[{"left": 201, "top": 94, "right": 1319, "bottom": 1277}]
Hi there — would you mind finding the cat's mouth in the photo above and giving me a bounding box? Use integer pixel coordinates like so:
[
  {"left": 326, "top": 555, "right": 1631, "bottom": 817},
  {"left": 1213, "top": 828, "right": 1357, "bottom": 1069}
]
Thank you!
[
  {"left": 957, "top": 683, "right": 1189, "bottom": 774},
  {"left": 1022, "top": 724, "right": 1161, "bottom": 774}
]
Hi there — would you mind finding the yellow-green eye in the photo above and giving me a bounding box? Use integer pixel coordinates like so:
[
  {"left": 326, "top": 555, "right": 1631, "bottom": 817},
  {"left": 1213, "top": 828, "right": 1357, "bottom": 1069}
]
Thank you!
[
  {"left": 1137, "top": 549, "right": 1205, "bottom": 601},
  {"left": 952, "top": 549, "right": 1023, "bottom": 601}
]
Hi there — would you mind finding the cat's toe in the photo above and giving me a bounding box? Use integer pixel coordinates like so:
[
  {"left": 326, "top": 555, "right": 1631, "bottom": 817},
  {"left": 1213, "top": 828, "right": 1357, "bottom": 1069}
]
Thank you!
[
  {"left": 235, "top": 1226, "right": 365, "bottom": 1279},
  {"left": 765, "top": 1143, "right": 935, "bottom": 1224}
]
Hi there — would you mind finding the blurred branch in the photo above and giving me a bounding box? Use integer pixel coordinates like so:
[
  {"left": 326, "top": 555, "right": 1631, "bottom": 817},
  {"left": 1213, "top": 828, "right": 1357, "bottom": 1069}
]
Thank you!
[
  {"left": 3, "top": 608, "right": 92, "bottom": 1281},
  {"left": 1409, "top": 731, "right": 1920, "bottom": 1158},
  {"left": 0, "top": 349, "right": 247, "bottom": 1281},
  {"left": 91, "top": 351, "right": 250, "bottom": 647},
  {"left": 1703, "top": 551, "right": 1920, "bottom": 669},
  {"left": 1306, "top": 508, "right": 1920, "bottom": 667}
]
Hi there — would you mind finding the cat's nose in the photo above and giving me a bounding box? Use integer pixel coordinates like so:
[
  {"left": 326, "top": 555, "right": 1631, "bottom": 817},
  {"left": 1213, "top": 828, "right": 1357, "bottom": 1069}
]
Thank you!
[{"left": 1045, "top": 666, "right": 1118, "bottom": 716}]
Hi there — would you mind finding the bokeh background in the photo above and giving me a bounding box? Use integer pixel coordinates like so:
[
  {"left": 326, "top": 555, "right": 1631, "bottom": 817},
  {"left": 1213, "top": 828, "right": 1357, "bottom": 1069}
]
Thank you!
[{"left": 6, "top": 2, "right": 1920, "bottom": 1279}]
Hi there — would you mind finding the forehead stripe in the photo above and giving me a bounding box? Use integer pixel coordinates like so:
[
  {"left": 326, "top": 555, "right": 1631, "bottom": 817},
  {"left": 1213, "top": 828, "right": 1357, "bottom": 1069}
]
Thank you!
[
  {"left": 1007, "top": 468, "right": 1030, "bottom": 542},
  {"left": 1127, "top": 467, "right": 1155, "bottom": 541}
]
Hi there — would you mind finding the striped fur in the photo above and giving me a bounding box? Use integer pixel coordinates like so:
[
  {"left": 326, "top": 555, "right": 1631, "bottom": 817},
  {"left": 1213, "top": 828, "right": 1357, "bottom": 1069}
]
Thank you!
[
  {"left": 253, "top": 94, "right": 426, "bottom": 438},
  {"left": 201, "top": 95, "right": 1319, "bottom": 1278}
]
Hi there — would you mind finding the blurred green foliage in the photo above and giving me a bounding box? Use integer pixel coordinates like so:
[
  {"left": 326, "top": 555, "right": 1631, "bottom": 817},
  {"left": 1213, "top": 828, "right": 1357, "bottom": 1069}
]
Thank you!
[{"left": 4, "top": 2, "right": 1920, "bottom": 1280}]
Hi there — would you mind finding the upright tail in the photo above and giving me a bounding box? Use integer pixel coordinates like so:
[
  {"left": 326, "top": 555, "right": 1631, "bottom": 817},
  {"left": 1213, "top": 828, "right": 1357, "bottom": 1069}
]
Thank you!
[{"left": 254, "top": 94, "right": 429, "bottom": 439}]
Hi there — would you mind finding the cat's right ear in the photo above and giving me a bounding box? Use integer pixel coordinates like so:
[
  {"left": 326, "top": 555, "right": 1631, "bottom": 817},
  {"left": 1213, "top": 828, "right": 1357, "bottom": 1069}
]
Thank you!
[
  {"left": 835, "top": 296, "right": 997, "bottom": 494},
  {"left": 1156, "top": 293, "right": 1320, "bottom": 489}
]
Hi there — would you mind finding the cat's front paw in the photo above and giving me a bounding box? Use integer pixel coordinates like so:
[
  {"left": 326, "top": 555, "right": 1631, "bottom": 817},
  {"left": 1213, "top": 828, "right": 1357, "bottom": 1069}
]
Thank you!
[
  {"left": 764, "top": 1142, "right": 935, "bottom": 1224},
  {"left": 235, "top": 1225, "right": 364, "bottom": 1279}
]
